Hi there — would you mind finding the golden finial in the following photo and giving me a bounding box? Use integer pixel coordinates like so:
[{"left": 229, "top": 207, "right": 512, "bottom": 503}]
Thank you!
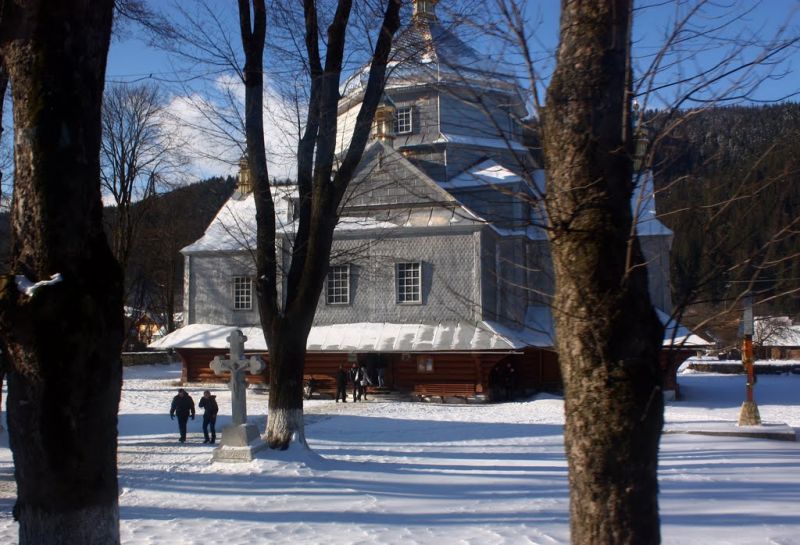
[
  {"left": 237, "top": 154, "right": 252, "bottom": 195},
  {"left": 413, "top": 0, "right": 439, "bottom": 21}
]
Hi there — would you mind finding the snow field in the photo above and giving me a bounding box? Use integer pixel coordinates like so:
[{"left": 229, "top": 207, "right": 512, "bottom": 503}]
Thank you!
[{"left": 0, "top": 364, "right": 799, "bottom": 544}]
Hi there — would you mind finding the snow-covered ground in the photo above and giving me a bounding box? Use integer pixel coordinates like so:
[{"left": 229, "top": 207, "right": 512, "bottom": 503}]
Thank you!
[{"left": 1, "top": 364, "right": 799, "bottom": 544}]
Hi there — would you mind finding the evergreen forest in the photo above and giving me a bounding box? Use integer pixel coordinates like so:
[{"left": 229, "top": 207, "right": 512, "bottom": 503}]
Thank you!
[{"left": 652, "top": 102, "right": 800, "bottom": 318}]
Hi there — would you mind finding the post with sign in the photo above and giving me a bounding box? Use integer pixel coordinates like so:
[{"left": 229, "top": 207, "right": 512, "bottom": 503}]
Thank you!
[{"left": 738, "top": 296, "right": 761, "bottom": 426}]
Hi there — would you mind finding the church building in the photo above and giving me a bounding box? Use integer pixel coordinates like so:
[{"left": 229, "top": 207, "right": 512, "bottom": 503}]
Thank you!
[{"left": 153, "top": 0, "right": 704, "bottom": 400}]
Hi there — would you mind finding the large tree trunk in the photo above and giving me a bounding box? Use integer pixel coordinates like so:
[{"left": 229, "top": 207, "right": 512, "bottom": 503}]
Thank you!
[
  {"left": 0, "top": 2, "right": 123, "bottom": 543},
  {"left": 237, "top": 0, "right": 401, "bottom": 450},
  {"left": 0, "top": 61, "right": 7, "bottom": 433},
  {"left": 264, "top": 322, "right": 311, "bottom": 448},
  {"left": 542, "top": 1, "right": 665, "bottom": 544}
]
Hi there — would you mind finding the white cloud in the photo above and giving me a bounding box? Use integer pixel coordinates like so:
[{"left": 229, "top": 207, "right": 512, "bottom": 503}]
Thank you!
[{"left": 163, "top": 75, "right": 302, "bottom": 182}]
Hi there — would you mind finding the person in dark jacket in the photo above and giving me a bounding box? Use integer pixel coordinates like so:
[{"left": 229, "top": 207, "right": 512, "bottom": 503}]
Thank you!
[
  {"left": 198, "top": 390, "right": 219, "bottom": 444},
  {"left": 169, "top": 388, "right": 195, "bottom": 443},
  {"left": 501, "top": 362, "right": 516, "bottom": 401},
  {"left": 335, "top": 365, "right": 349, "bottom": 403},
  {"left": 349, "top": 362, "right": 360, "bottom": 402}
]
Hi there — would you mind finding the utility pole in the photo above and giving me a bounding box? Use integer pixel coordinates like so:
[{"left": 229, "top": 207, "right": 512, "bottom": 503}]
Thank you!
[{"left": 738, "top": 294, "right": 761, "bottom": 426}]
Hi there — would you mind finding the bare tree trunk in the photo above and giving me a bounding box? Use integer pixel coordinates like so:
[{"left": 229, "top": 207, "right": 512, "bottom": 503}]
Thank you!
[
  {"left": 0, "top": 59, "right": 6, "bottom": 203},
  {"left": 0, "top": 2, "right": 123, "bottom": 544},
  {"left": 237, "top": 0, "right": 401, "bottom": 450},
  {"left": 264, "top": 321, "right": 311, "bottom": 447},
  {"left": 542, "top": 1, "right": 664, "bottom": 544},
  {"left": 0, "top": 60, "right": 7, "bottom": 432}
]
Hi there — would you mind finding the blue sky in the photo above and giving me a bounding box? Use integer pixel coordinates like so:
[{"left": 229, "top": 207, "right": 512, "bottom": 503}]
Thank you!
[
  {"left": 107, "top": 0, "right": 800, "bottom": 103},
  {"left": 101, "top": 0, "right": 800, "bottom": 182},
  {"left": 628, "top": 0, "right": 800, "bottom": 104}
]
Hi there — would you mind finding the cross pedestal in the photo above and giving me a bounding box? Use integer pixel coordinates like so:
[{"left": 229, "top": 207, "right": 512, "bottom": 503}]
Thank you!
[{"left": 209, "top": 329, "right": 266, "bottom": 462}]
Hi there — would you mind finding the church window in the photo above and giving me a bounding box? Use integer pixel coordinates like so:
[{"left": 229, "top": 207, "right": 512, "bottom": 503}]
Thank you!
[
  {"left": 395, "top": 106, "right": 413, "bottom": 134},
  {"left": 396, "top": 262, "right": 422, "bottom": 303},
  {"left": 232, "top": 276, "right": 252, "bottom": 310},
  {"left": 326, "top": 264, "right": 351, "bottom": 305}
]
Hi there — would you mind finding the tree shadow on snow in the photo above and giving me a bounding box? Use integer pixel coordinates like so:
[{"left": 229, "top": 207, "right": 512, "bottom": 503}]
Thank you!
[{"left": 116, "top": 415, "right": 570, "bottom": 526}]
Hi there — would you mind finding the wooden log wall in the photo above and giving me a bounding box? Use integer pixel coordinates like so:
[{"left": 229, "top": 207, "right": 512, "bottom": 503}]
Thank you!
[
  {"left": 176, "top": 347, "right": 567, "bottom": 397},
  {"left": 660, "top": 348, "right": 696, "bottom": 398},
  {"left": 177, "top": 348, "right": 269, "bottom": 384}
]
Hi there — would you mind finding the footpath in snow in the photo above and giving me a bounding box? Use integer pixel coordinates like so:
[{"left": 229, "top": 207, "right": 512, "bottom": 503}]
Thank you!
[{"left": 0, "top": 363, "right": 799, "bottom": 545}]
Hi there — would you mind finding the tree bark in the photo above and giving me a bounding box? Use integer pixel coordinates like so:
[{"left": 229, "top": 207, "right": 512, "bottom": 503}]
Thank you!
[
  {"left": 542, "top": 1, "right": 664, "bottom": 544},
  {"left": 0, "top": 2, "right": 123, "bottom": 543},
  {"left": 0, "top": 60, "right": 7, "bottom": 433},
  {"left": 236, "top": 0, "right": 401, "bottom": 449},
  {"left": 264, "top": 320, "right": 310, "bottom": 448},
  {"left": 0, "top": 59, "right": 7, "bottom": 203}
]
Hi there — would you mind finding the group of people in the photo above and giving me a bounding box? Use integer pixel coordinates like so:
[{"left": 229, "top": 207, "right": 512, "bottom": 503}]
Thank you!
[
  {"left": 335, "top": 362, "right": 375, "bottom": 403},
  {"left": 169, "top": 389, "right": 219, "bottom": 444}
]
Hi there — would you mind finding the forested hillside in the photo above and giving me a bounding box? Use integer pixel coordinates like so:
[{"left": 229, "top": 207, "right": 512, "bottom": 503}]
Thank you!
[
  {"left": 1, "top": 176, "right": 235, "bottom": 338},
  {"left": 120, "top": 176, "right": 236, "bottom": 333},
  {"left": 652, "top": 102, "right": 800, "bottom": 318}
]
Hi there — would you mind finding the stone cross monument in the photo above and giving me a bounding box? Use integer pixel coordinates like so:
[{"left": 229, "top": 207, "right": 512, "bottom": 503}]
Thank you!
[
  {"left": 209, "top": 329, "right": 267, "bottom": 462},
  {"left": 210, "top": 330, "right": 264, "bottom": 425}
]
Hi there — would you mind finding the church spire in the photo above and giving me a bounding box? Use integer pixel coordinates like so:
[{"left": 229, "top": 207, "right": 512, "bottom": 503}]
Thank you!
[{"left": 413, "top": 0, "right": 439, "bottom": 22}]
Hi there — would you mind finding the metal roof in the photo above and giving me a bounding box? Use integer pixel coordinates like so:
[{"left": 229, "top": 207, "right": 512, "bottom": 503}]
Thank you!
[{"left": 151, "top": 321, "right": 537, "bottom": 352}]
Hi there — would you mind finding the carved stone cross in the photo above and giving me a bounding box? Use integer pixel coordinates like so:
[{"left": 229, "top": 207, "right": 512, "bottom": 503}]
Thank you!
[{"left": 210, "top": 330, "right": 264, "bottom": 426}]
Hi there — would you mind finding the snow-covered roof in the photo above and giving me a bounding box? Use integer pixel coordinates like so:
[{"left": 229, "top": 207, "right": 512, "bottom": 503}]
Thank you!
[
  {"left": 151, "top": 321, "right": 535, "bottom": 352},
  {"left": 438, "top": 160, "right": 544, "bottom": 191},
  {"left": 431, "top": 134, "right": 528, "bottom": 152},
  {"left": 182, "top": 188, "right": 402, "bottom": 254},
  {"left": 657, "top": 308, "right": 712, "bottom": 347},
  {"left": 633, "top": 171, "right": 672, "bottom": 237},
  {"left": 436, "top": 160, "right": 670, "bottom": 242},
  {"left": 182, "top": 187, "right": 292, "bottom": 253},
  {"left": 153, "top": 305, "right": 706, "bottom": 352}
]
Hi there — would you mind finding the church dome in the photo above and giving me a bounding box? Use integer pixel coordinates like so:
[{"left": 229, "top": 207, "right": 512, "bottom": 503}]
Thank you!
[{"left": 341, "top": 1, "right": 521, "bottom": 99}]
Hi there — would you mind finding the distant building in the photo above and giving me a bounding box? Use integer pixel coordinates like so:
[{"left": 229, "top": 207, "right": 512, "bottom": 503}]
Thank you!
[
  {"left": 124, "top": 307, "right": 163, "bottom": 350},
  {"left": 754, "top": 316, "right": 800, "bottom": 359},
  {"left": 154, "top": 0, "right": 703, "bottom": 399}
]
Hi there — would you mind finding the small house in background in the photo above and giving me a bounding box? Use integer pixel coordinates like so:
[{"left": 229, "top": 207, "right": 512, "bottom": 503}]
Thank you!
[
  {"left": 152, "top": 0, "right": 705, "bottom": 400},
  {"left": 124, "top": 307, "right": 162, "bottom": 350},
  {"left": 125, "top": 308, "right": 182, "bottom": 350},
  {"left": 755, "top": 316, "right": 800, "bottom": 359}
]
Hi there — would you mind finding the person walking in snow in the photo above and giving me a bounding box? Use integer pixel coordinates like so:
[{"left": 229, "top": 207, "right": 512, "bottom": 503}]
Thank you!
[
  {"left": 198, "top": 390, "right": 218, "bottom": 444},
  {"left": 335, "top": 365, "right": 349, "bottom": 403},
  {"left": 357, "top": 364, "right": 372, "bottom": 401},
  {"left": 170, "top": 388, "right": 195, "bottom": 443},
  {"left": 349, "top": 362, "right": 360, "bottom": 402}
]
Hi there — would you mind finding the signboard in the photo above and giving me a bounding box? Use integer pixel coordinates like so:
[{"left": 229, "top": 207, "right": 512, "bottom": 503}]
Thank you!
[{"left": 742, "top": 295, "right": 754, "bottom": 337}]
